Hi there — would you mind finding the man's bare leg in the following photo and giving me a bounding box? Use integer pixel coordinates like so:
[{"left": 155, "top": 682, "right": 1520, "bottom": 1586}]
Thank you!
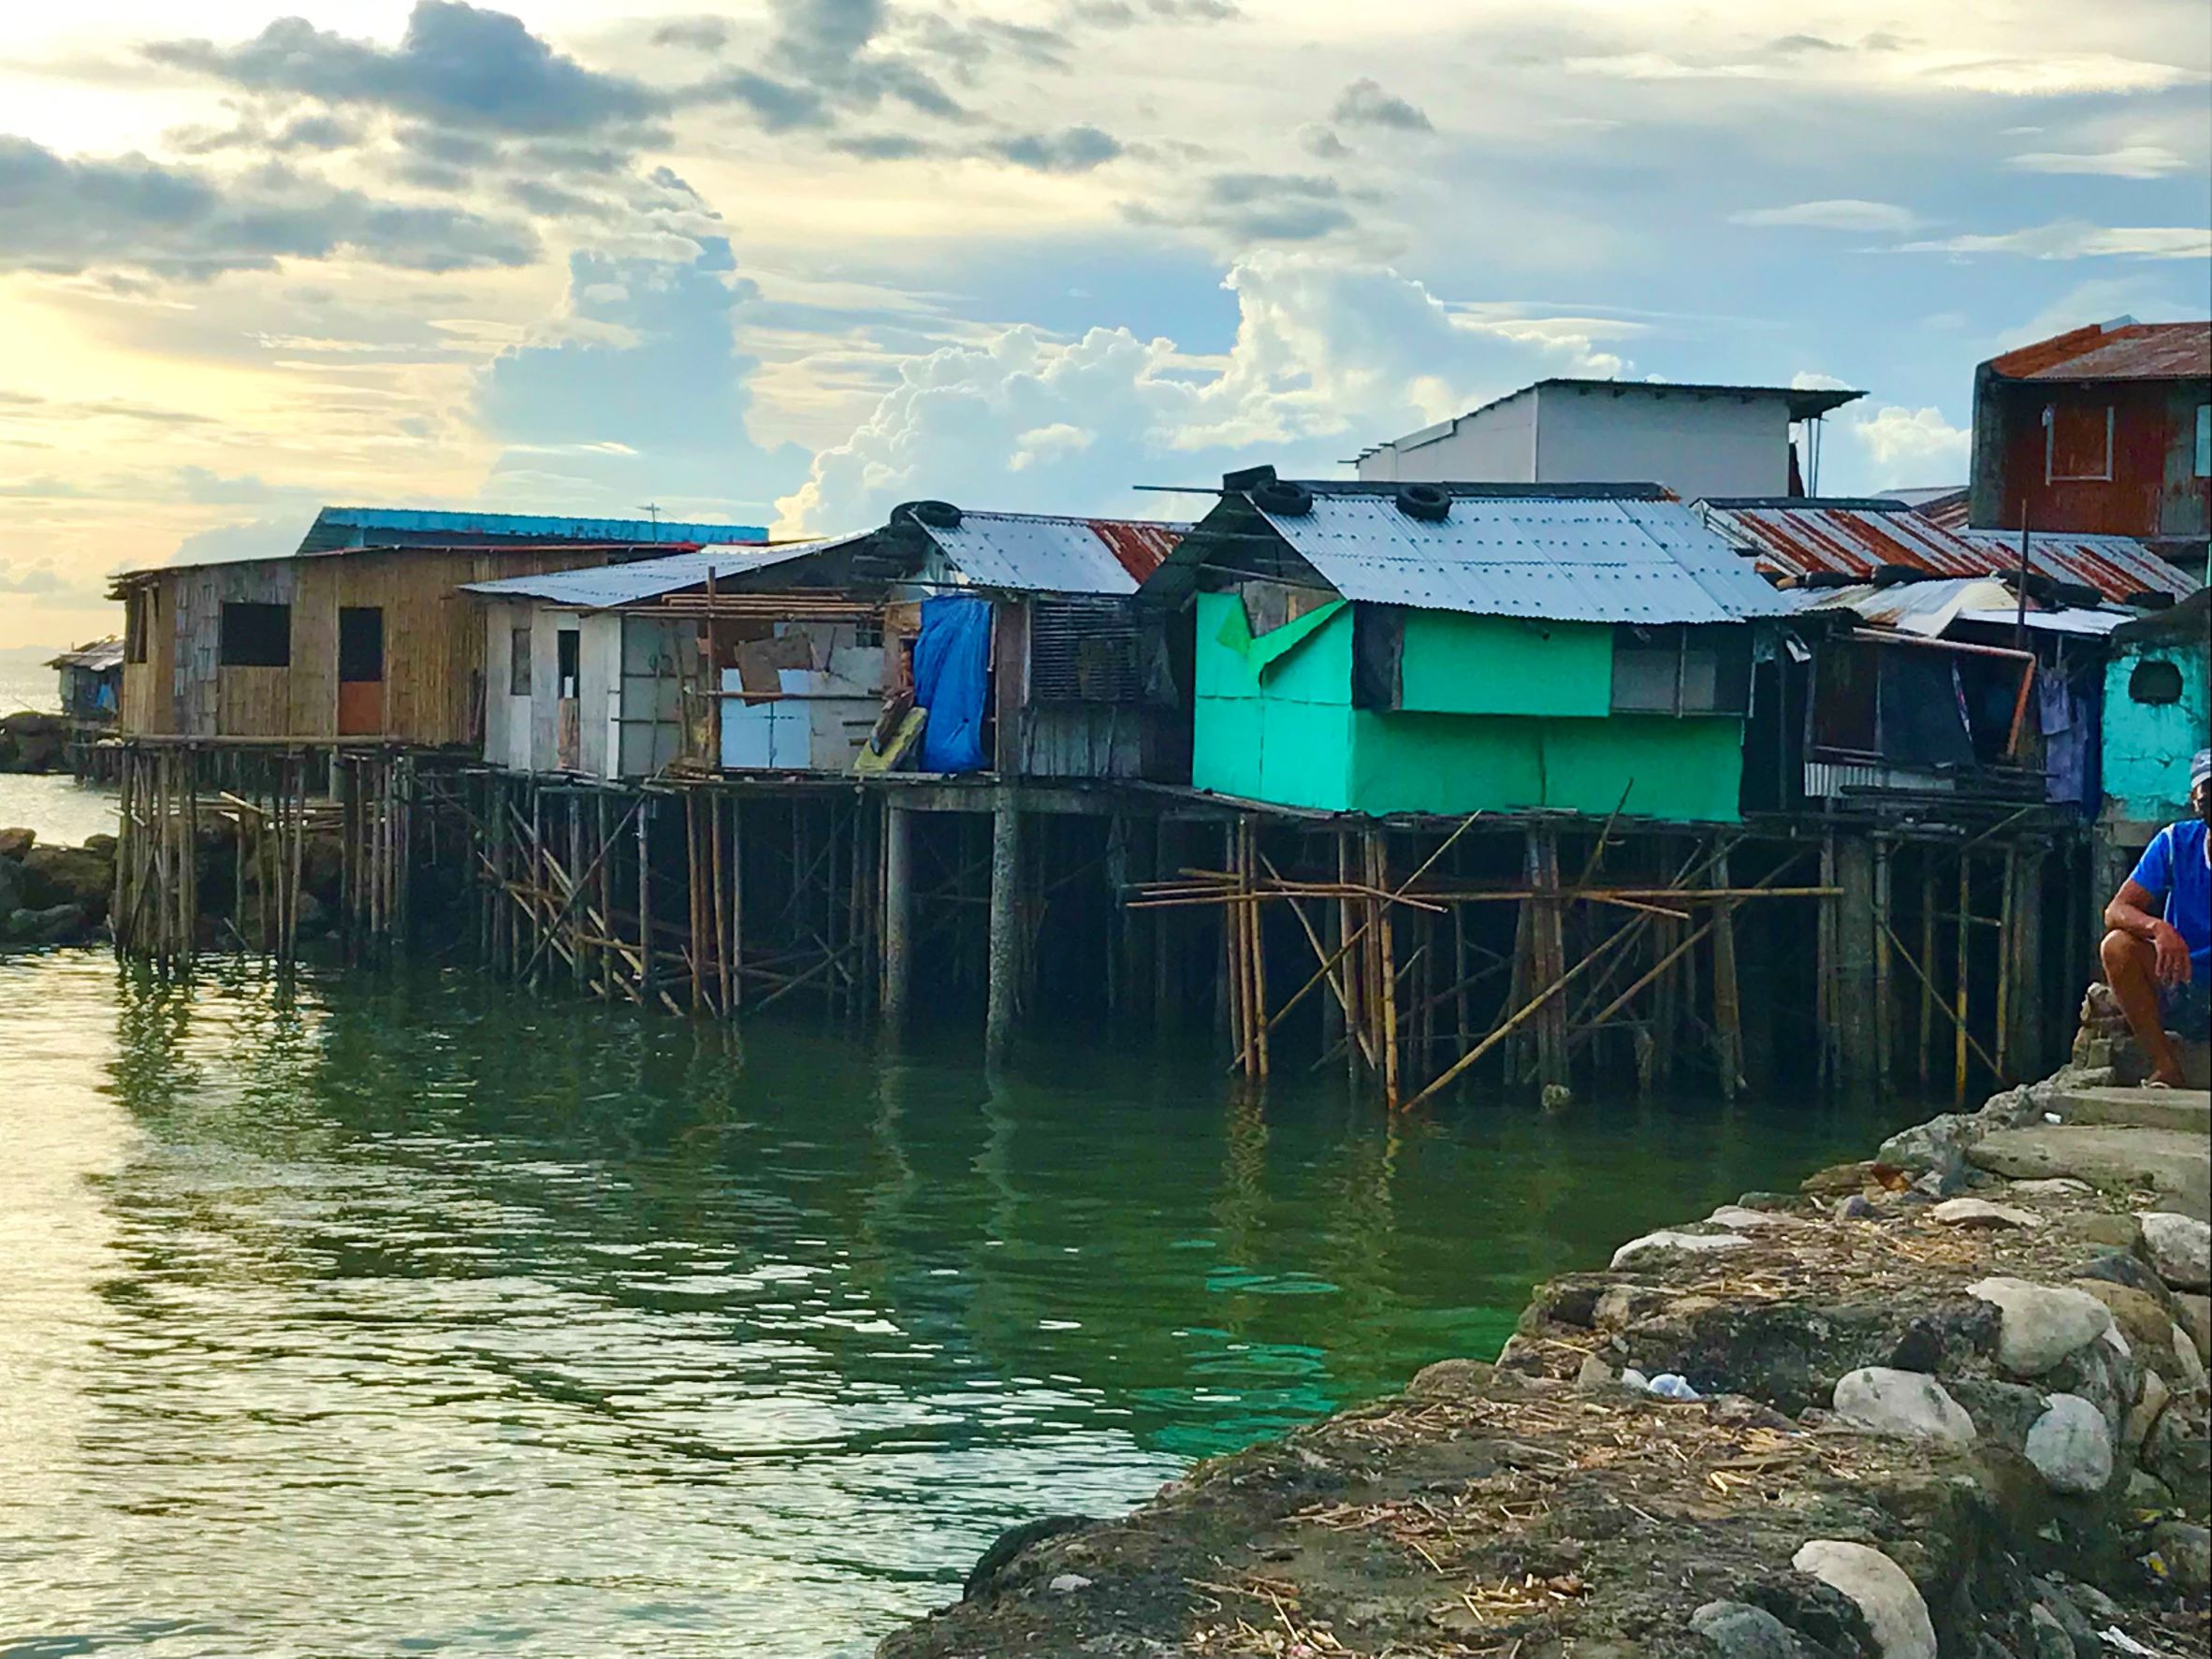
[{"left": 2101, "top": 929, "right": 2186, "bottom": 1085}]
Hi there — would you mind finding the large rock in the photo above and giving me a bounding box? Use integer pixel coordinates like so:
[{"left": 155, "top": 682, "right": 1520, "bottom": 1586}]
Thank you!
[
  {"left": 1968, "top": 1277, "right": 2116, "bottom": 1376},
  {"left": 2150, "top": 1521, "right": 2211, "bottom": 1594},
  {"left": 1930, "top": 1197, "right": 2039, "bottom": 1230},
  {"left": 2023, "top": 1392, "right": 2113, "bottom": 1495},
  {"left": 2125, "top": 1368, "right": 2171, "bottom": 1454},
  {"left": 2071, "top": 1279, "right": 2183, "bottom": 1365},
  {"left": 2177, "top": 1293, "right": 2211, "bottom": 1364},
  {"left": 0, "top": 858, "right": 21, "bottom": 915},
  {"left": 5, "top": 903, "right": 90, "bottom": 945},
  {"left": 1831, "top": 1367, "right": 1977, "bottom": 1444},
  {"left": 20, "top": 844, "right": 113, "bottom": 917},
  {"left": 1608, "top": 1229, "right": 1753, "bottom": 1271},
  {"left": 1877, "top": 1113, "right": 1980, "bottom": 1173},
  {"left": 2144, "top": 1389, "right": 2210, "bottom": 1521},
  {"left": 2139, "top": 1212, "right": 2211, "bottom": 1291},
  {"left": 1971, "top": 1125, "right": 2210, "bottom": 1219},
  {"left": 0, "top": 826, "right": 33, "bottom": 860},
  {"left": 1789, "top": 1540, "right": 1936, "bottom": 1659},
  {"left": 1688, "top": 1599, "right": 1811, "bottom": 1658}
]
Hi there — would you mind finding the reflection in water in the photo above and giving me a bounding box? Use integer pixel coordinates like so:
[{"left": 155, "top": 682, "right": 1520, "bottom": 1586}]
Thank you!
[{"left": 0, "top": 953, "right": 1917, "bottom": 1657}]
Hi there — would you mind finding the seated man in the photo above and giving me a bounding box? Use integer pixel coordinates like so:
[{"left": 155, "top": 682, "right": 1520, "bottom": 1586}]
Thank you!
[{"left": 2100, "top": 749, "right": 2211, "bottom": 1086}]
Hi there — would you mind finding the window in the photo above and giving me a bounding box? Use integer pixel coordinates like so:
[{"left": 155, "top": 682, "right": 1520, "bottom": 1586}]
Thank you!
[
  {"left": 510, "top": 624, "right": 532, "bottom": 696},
  {"left": 2045, "top": 402, "right": 2113, "bottom": 483},
  {"left": 2195, "top": 404, "right": 2209, "bottom": 479},
  {"left": 556, "top": 628, "right": 580, "bottom": 699},
  {"left": 125, "top": 590, "right": 151, "bottom": 663},
  {"left": 1611, "top": 626, "right": 1749, "bottom": 716},
  {"left": 2130, "top": 659, "right": 2183, "bottom": 706},
  {"left": 219, "top": 602, "right": 290, "bottom": 667},
  {"left": 338, "top": 607, "right": 384, "bottom": 683}
]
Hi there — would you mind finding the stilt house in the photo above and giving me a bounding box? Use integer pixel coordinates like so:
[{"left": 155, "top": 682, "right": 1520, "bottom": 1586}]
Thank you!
[
  {"left": 461, "top": 503, "right": 1190, "bottom": 783},
  {"left": 108, "top": 507, "right": 762, "bottom": 746},
  {"left": 1143, "top": 475, "right": 1793, "bottom": 822}
]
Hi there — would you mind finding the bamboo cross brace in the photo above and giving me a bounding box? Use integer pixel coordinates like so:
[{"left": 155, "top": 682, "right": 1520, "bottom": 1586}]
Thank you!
[{"left": 1882, "top": 919, "right": 2005, "bottom": 1083}]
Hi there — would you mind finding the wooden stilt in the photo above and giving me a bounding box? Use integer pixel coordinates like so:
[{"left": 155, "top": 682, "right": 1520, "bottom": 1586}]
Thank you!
[
  {"left": 985, "top": 797, "right": 1021, "bottom": 1061},
  {"left": 883, "top": 798, "right": 912, "bottom": 1031},
  {"left": 1710, "top": 844, "right": 1743, "bottom": 1099}
]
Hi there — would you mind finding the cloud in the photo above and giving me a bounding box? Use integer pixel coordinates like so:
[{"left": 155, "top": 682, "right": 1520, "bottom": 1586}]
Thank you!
[
  {"left": 146, "top": 2, "right": 665, "bottom": 138},
  {"left": 1845, "top": 404, "right": 1970, "bottom": 477},
  {"left": 1730, "top": 199, "right": 1921, "bottom": 232},
  {"left": 776, "top": 251, "right": 1632, "bottom": 533},
  {"left": 1066, "top": 0, "right": 1238, "bottom": 22},
  {"left": 1332, "top": 78, "right": 1433, "bottom": 132},
  {"left": 2005, "top": 145, "right": 2188, "bottom": 180},
  {"left": 1899, "top": 222, "right": 2211, "bottom": 260},
  {"left": 0, "top": 137, "right": 540, "bottom": 281},
  {"left": 474, "top": 237, "right": 809, "bottom": 520},
  {"left": 166, "top": 513, "right": 321, "bottom": 568},
  {"left": 1298, "top": 124, "right": 1350, "bottom": 159},
  {"left": 651, "top": 17, "right": 733, "bottom": 52},
  {"left": 988, "top": 125, "right": 1123, "bottom": 173}
]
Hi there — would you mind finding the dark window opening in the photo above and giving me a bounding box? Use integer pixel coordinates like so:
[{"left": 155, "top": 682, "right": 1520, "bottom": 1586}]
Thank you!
[
  {"left": 220, "top": 602, "right": 291, "bottom": 668},
  {"left": 1612, "top": 625, "right": 1749, "bottom": 716},
  {"left": 125, "top": 591, "right": 151, "bottom": 663},
  {"left": 339, "top": 607, "right": 384, "bottom": 683},
  {"left": 557, "top": 628, "right": 580, "bottom": 699},
  {"left": 2130, "top": 659, "right": 2183, "bottom": 706},
  {"left": 510, "top": 625, "right": 532, "bottom": 696}
]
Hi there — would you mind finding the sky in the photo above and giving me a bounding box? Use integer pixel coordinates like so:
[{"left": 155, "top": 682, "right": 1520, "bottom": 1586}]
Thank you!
[{"left": 0, "top": 0, "right": 2207, "bottom": 648}]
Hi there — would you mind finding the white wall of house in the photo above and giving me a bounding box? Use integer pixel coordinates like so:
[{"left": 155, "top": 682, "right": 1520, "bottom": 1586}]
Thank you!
[
  {"left": 1356, "top": 385, "right": 1795, "bottom": 499},
  {"left": 719, "top": 620, "right": 881, "bottom": 771},
  {"left": 481, "top": 601, "right": 535, "bottom": 772}
]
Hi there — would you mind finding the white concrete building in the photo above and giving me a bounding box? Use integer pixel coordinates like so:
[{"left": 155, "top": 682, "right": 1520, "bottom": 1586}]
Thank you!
[{"left": 1356, "top": 379, "right": 1864, "bottom": 501}]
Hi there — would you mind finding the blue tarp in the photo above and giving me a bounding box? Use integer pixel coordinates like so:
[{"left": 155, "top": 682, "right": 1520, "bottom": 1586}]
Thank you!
[{"left": 912, "top": 595, "right": 992, "bottom": 773}]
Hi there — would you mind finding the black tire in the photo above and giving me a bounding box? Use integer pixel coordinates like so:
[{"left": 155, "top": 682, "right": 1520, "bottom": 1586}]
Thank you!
[
  {"left": 896, "top": 499, "right": 962, "bottom": 531},
  {"left": 2001, "top": 570, "right": 2057, "bottom": 604},
  {"left": 1249, "top": 478, "right": 1313, "bottom": 517},
  {"left": 1221, "top": 464, "right": 1277, "bottom": 491},
  {"left": 2123, "top": 589, "right": 2176, "bottom": 610},
  {"left": 1871, "top": 561, "right": 1927, "bottom": 587},
  {"left": 1395, "top": 483, "right": 1452, "bottom": 522},
  {"left": 1803, "top": 571, "right": 1858, "bottom": 590},
  {"left": 2051, "top": 580, "right": 2100, "bottom": 609}
]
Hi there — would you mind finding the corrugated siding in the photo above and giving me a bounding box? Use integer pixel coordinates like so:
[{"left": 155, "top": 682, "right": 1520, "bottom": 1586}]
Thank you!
[{"left": 924, "top": 514, "right": 1187, "bottom": 596}]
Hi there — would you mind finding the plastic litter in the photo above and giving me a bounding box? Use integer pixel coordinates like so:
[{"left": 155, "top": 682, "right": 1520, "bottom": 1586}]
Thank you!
[
  {"left": 1647, "top": 1373, "right": 1702, "bottom": 1401},
  {"left": 1620, "top": 1368, "right": 1648, "bottom": 1390}
]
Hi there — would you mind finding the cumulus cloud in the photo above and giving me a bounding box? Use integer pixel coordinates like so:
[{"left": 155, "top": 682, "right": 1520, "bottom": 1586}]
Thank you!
[
  {"left": 1332, "top": 78, "right": 1433, "bottom": 132},
  {"left": 0, "top": 137, "right": 539, "bottom": 280},
  {"left": 1844, "top": 404, "right": 1970, "bottom": 476},
  {"left": 475, "top": 236, "right": 809, "bottom": 521},
  {"left": 1730, "top": 199, "right": 1921, "bottom": 231},
  {"left": 2005, "top": 145, "right": 2188, "bottom": 180},
  {"left": 1899, "top": 222, "right": 2211, "bottom": 259},
  {"left": 146, "top": 2, "right": 666, "bottom": 138},
  {"left": 776, "top": 252, "right": 1631, "bottom": 533}
]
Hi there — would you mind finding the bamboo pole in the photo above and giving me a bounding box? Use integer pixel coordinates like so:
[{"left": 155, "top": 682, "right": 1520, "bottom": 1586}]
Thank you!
[{"left": 1955, "top": 852, "right": 1971, "bottom": 1103}]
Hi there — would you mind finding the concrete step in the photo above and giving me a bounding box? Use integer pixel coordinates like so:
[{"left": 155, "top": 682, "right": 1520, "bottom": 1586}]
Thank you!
[
  {"left": 2050, "top": 1085, "right": 2212, "bottom": 1135},
  {"left": 1969, "top": 1124, "right": 2210, "bottom": 1219}
]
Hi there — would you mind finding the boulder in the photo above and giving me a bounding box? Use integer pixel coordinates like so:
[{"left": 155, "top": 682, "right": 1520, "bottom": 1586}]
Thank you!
[
  {"left": 1831, "top": 1367, "right": 1977, "bottom": 1444},
  {"left": 1968, "top": 1277, "right": 2117, "bottom": 1376},
  {"left": 2139, "top": 1212, "right": 2211, "bottom": 1292},
  {"left": 2025, "top": 1604, "right": 2072, "bottom": 1659},
  {"left": 2023, "top": 1392, "right": 2113, "bottom": 1495},
  {"left": 961, "top": 1515, "right": 1093, "bottom": 1602},
  {"left": 1608, "top": 1229, "right": 1752, "bottom": 1271},
  {"left": 2125, "top": 1368, "right": 2171, "bottom": 1453},
  {"left": 2175, "top": 1323, "right": 2207, "bottom": 1389},
  {"left": 2075, "top": 1250, "right": 2173, "bottom": 1304},
  {"left": 2070, "top": 1280, "right": 2183, "bottom": 1364},
  {"left": 1877, "top": 1113, "right": 1979, "bottom": 1173},
  {"left": 1788, "top": 1540, "right": 1936, "bottom": 1659},
  {"left": 2010, "top": 1177, "right": 2092, "bottom": 1201},
  {"left": 5, "top": 903, "right": 89, "bottom": 945},
  {"left": 1688, "top": 1600, "right": 1812, "bottom": 1658},
  {"left": 1930, "top": 1197, "right": 2040, "bottom": 1230},
  {"left": 20, "top": 844, "right": 112, "bottom": 917},
  {"left": 2176, "top": 1293, "right": 2211, "bottom": 1364},
  {"left": 0, "top": 859, "right": 20, "bottom": 915},
  {"left": 0, "top": 826, "right": 33, "bottom": 860},
  {"left": 2144, "top": 1392, "right": 2209, "bottom": 1520}
]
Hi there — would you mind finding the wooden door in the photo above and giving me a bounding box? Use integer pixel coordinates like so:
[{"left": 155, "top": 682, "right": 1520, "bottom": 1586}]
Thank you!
[{"left": 338, "top": 605, "right": 385, "bottom": 735}]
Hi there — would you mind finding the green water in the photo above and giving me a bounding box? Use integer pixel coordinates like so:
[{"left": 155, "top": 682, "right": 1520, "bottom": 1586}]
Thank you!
[{"left": 0, "top": 950, "right": 1919, "bottom": 1657}]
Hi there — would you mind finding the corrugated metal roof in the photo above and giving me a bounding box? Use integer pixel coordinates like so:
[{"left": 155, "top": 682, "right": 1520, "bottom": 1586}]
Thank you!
[
  {"left": 47, "top": 638, "right": 124, "bottom": 671},
  {"left": 302, "top": 505, "right": 768, "bottom": 554},
  {"left": 922, "top": 512, "right": 1187, "bottom": 595},
  {"left": 1988, "top": 321, "right": 2210, "bottom": 384},
  {"left": 1250, "top": 489, "right": 1794, "bottom": 623},
  {"left": 1957, "top": 607, "right": 2129, "bottom": 636},
  {"left": 459, "top": 542, "right": 851, "bottom": 608},
  {"left": 1698, "top": 499, "right": 2194, "bottom": 604},
  {"left": 1787, "top": 577, "right": 2129, "bottom": 638}
]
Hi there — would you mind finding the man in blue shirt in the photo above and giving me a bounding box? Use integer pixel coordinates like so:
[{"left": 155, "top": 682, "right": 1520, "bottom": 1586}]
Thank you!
[{"left": 2100, "top": 749, "right": 2212, "bottom": 1086}]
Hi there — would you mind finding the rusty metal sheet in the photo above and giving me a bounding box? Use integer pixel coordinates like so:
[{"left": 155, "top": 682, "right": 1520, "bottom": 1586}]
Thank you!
[
  {"left": 459, "top": 541, "right": 856, "bottom": 608},
  {"left": 1990, "top": 322, "right": 2210, "bottom": 383},
  {"left": 1697, "top": 500, "right": 2194, "bottom": 604}
]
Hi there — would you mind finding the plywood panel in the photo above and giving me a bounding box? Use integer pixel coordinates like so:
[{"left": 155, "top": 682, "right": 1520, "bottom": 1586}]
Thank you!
[
  {"left": 289, "top": 560, "right": 338, "bottom": 736},
  {"left": 216, "top": 667, "right": 290, "bottom": 736}
]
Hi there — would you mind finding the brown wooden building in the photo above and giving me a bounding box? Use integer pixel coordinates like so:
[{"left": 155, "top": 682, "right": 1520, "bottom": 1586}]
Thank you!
[{"left": 109, "top": 506, "right": 764, "bottom": 747}]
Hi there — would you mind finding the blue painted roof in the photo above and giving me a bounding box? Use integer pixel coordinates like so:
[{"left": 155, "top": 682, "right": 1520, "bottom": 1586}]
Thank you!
[{"left": 298, "top": 505, "right": 766, "bottom": 554}]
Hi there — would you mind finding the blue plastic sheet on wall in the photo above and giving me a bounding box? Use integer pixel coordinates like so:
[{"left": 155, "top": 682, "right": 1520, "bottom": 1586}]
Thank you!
[{"left": 912, "top": 595, "right": 992, "bottom": 773}]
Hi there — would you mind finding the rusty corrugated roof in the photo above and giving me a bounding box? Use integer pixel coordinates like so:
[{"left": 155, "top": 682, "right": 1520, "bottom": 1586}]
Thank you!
[
  {"left": 1696, "top": 499, "right": 2194, "bottom": 604},
  {"left": 1987, "top": 322, "right": 2210, "bottom": 384}
]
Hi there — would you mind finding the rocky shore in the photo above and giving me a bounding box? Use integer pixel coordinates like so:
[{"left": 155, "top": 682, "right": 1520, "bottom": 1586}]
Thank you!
[
  {"left": 881, "top": 1071, "right": 2211, "bottom": 1658},
  {"left": 0, "top": 825, "right": 117, "bottom": 947},
  {"left": 0, "top": 709, "right": 69, "bottom": 774}
]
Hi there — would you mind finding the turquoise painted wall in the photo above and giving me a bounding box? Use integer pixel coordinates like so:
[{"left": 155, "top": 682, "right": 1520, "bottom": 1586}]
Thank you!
[
  {"left": 2103, "top": 639, "right": 2210, "bottom": 824},
  {"left": 1191, "top": 591, "right": 1746, "bottom": 821}
]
